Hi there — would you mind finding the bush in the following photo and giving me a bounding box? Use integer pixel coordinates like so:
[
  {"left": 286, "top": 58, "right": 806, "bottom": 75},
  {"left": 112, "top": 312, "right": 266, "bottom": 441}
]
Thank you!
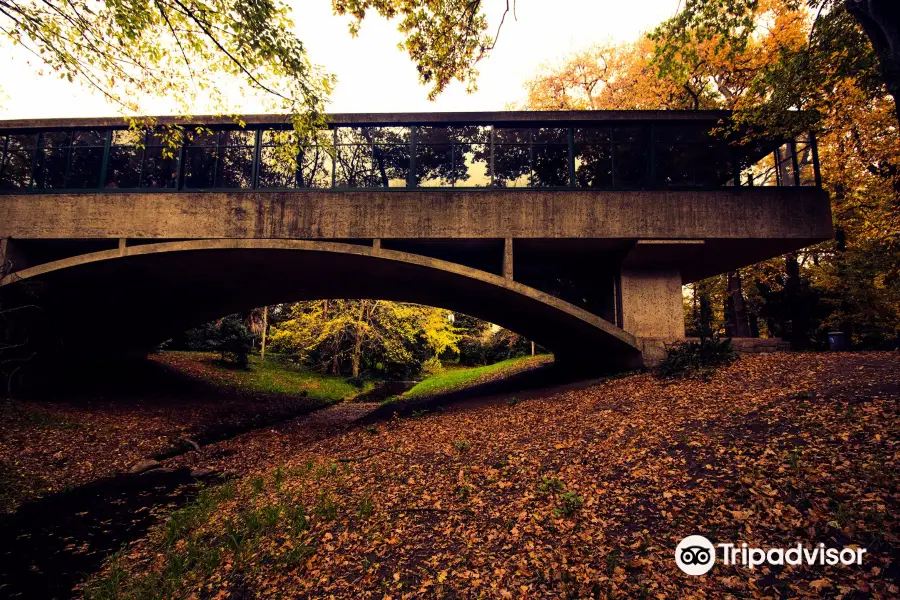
[
  {"left": 656, "top": 337, "right": 738, "bottom": 379},
  {"left": 421, "top": 356, "right": 445, "bottom": 376},
  {"left": 217, "top": 316, "right": 253, "bottom": 368}
]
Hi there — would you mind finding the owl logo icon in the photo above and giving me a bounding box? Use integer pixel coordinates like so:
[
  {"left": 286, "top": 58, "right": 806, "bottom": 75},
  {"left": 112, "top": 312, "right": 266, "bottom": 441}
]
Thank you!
[{"left": 675, "top": 535, "right": 716, "bottom": 575}]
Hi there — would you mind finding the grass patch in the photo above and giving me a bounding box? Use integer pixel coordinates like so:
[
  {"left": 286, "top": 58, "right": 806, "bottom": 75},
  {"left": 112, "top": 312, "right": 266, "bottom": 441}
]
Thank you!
[
  {"left": 158, "top": 352, "right": 373, "bottom": 402},
  {"left": 391, "top": 355, "right": 550, "bottom": 402}
]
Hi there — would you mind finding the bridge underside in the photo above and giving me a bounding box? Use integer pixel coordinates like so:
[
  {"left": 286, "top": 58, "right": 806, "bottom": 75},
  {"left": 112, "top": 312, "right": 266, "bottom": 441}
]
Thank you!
[{"left": 2, "top": 240, "right": 646, "bottom": 373}]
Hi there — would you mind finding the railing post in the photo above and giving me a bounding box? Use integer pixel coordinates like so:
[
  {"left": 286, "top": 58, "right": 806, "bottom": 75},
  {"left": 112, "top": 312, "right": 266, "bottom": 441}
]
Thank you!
[
  {"left": 790, "top": 139, "right": 800, "bottom": 187},
  {"left": 331, "top": 128, "right": 338, "bottom": 189},
  {"left": 407, "top": 126, "right": 417, "bottom": 188},
  {"left": 98, "top": 129, "right": 111, "bottom": 190},
  {"left": 647, "top": 123, "right": 656, "bottom": 189},
  {"left": 252, "top": 128, "right": 262, "bottom": 189},
  {"left": 567, "top": 126, "right": 575, "bottom": 187},
  {"left": 810, "top": 130, "right": 822, "bottom": 188},
  {"left": 176, "top": 138, "right": 186, "bottom": 191},
  {"left": 489, "top": 126, "right": 496, "bottom": 187},
  {"left": 28, "top": 132, "right": 39, "bottom": 190}
]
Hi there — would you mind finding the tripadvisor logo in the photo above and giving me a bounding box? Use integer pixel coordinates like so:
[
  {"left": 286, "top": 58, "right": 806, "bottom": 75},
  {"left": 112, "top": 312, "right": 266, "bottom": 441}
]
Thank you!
[
  {"left": 675, "top": 535, "right": 867, "bottom": 576},
  {"left": 675, "top": 535, "right": 716, "bottom": 575}
]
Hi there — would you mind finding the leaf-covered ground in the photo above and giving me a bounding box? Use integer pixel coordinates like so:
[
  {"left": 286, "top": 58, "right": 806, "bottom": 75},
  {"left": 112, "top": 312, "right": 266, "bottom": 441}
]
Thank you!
[
  {"left": 85, "top": 352, "right": 899, "bottom": 599},
  {"left": 0, "top": 353, "right": 339, "bottom": 512}
]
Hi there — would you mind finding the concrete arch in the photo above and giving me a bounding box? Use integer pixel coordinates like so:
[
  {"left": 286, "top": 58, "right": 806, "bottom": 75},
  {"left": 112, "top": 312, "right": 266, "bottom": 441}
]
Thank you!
[{"left": 2, "top": 239, "right": 643, "bottom": 372}]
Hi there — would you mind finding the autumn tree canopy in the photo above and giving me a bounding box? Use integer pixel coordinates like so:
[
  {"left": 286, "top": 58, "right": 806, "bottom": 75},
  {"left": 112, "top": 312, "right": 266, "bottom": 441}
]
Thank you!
[
  {"left": 0, "top": 0, "right": 498, "bottom": 135},
  {"left": 525, "top": 0, "right": 899, "bottom": 348}
]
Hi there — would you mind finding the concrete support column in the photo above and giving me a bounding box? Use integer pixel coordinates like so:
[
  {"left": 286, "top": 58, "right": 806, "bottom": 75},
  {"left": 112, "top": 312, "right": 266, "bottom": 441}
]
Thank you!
[{"left": 619, "top": 267, "right": 685, "bottom": 339}]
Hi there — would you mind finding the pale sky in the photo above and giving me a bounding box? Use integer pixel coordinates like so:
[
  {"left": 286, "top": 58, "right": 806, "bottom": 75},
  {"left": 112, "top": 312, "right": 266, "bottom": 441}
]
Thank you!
[{"left": 0, "top": 0, "right": 679, "bottom": 119}]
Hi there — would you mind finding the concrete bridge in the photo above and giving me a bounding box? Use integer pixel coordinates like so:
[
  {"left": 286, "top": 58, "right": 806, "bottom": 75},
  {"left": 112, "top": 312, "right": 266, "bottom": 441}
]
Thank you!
[{"left": 0, "top": 111, "right": 832, "bottom": 371}]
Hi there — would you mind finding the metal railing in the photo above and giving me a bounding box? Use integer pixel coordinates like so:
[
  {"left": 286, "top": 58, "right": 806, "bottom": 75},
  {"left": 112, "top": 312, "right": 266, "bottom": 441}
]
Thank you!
[{"left": 0, "top": 117, "right": 821, "bottom": 193}]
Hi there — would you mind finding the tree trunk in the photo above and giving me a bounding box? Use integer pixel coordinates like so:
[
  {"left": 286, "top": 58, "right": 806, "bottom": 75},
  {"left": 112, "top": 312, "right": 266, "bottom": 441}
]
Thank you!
[
  {"left": 725, "top": 271, "right": 752, "bottom": 338},
  {"left": 351, "top": 300, "right": 368, "bottom": 378},
  {"left": 699, "top": 289, "right": 713, "bottom": 339},
  {"left": 260, "top": 306, "right": 268, "bottom": 359},
  {"left": 784, "top": 253, "right": 809, "bottom": 350},
  {"left": 847, "top": 0, "right": 900, "bottom": 124}
]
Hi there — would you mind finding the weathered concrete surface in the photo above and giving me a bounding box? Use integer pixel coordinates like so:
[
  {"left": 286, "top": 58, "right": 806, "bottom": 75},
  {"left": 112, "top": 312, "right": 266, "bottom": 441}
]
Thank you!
[
  {"left": 0, "top": 109, "right": 734, "bottom": 130},
  {"left": 619, "top": 268, "right": 686, "bottom": 340},
  {"left": 0, "top": 188, "right": 831, "bottom": 244}
]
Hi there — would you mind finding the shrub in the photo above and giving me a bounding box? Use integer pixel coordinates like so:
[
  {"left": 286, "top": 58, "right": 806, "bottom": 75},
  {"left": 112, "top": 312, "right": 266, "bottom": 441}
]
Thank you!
[
  {"left": 554, "top": 491, "right": 584, "bottom": 517},
  {"left": 422, "top": 356, "right": 445, "bottom": 376},
  {"left": 656, "top": 337, "right": 738, "bottom": 379}
]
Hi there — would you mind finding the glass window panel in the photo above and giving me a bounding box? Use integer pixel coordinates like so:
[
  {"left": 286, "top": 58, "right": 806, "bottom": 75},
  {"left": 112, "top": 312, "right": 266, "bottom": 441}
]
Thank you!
[
  {"left": 216, "top": 146, "right": 254, "bottom": 188},
  {"left": 795, "top": 141, "right": 816, "bottom": 186},
  {"left": 0, "top": 134, "right": 36, "bottom": 189},
  {"left": 106, "top": 146, "right": 142, "bottom": 188},
  {"left": 141, "top": 146, "right": 179, "bottom": 188},
  {"left": 416, "top": 143, "right": 454, "bottom": 186},
  {"left": 613, "top": 143, "right": 647, "bottom": 187},
  {"left": 531, "top": 144, "right": 569, "bottom": 187},
  {"left": 655, "top": 125, "right": 709, "bottom": 143},
  {"left": 655, "top": 142, "right": 692, "bottom": 186},
  {"left": 365, "top": 127, "right": 410, "bottom": 146},
  {"left": 492, "top": 144, "right": 530, "bottom": 187},
  {"left": 183, "top": 147, "right": 217, "bottom": 188},
  {"left": 747, "top": 151, "right": 778, "bottom": 186},
  {"left": 32, "top": 148, "right": 68, "bottom": 189},
  {"left": 335, "top": 127, "right": 368, "bottom": 145},
  {"left": 775, "top": 143, "right": 796, "bottom": 186},
  {"left": 693, "top": 144, "right": 733, "bottom": 187},
  {"left": 574, "top": 143, "right": 612, "bottom": 188},
  {"left": 454, "top": 143, "right": 489, "bottom": 187},
  {"left": 67, "top": 147, "right": 104, "bottom": 188},
  {"left": 188, "top": 131, "right": 218, "bottom": 147},
  {"left": 112, "top": 130, "right": 144, "bottom": 146},
  {"left": 72, "top": 130, "right": 105, "bottom": 146},
  {"left": 453, "top": 125, "right": 490, "bottom": 144},
  {"left": 39, "top": 131, "right": 70, "bottom": 148},
  {"left": 418, "top": 126, "right": 488, "bottom": 145},
  {"left": 299, "top": 146, "right": 332, "bottom": 188},
  {"left": 574, "top": 127, "right": 611, "bottom": 143},
  {"left": 417, "top": 127, "right": 452, "bottom": 145},
  {"left": 613, "top": 126, "right": 646, "bottom": 143},
  {"left": 494, "top": 128, "right": 531, "bottom": 145},
  {"left": 372, "top": 143, "right": 409, "bottom": 187},
  {"left": 219, "top": 130, "right": 255, "bottom": 146},
  {"left": 259, "top": 145, "right": 298, "bottom": 188},
  {"left": 262, "top": 129, "right": 292, "bottom": 145},
  {"left": 335, "top": 143, "right": 375, "bottom": 187},
  {"left": 533, "top": 127, "right": 567, "bottom": 143}
]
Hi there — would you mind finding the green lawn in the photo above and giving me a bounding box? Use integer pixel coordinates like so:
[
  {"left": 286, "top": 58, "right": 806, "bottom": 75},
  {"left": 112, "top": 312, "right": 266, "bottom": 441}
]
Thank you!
[
  {"left": 395, "top": 355, "right": 552, "bottom": 401},
  {"left": 155, "top": 352, "right": 372, "bottom": 402}
]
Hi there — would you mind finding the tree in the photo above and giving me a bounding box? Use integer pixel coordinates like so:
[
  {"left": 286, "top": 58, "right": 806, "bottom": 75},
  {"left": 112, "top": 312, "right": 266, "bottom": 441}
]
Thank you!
[
  {"left": 526, "top": 0, "right": 899, "bottom": 348},
  {"left": 650, "top": 0, "right": 899, "bottom": 125},
  {"left": 1, "top": 0, "right": 500, "bottom": 133},
  {"left": 269, "top": 300, "right": 461, "bottom": 379}
]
